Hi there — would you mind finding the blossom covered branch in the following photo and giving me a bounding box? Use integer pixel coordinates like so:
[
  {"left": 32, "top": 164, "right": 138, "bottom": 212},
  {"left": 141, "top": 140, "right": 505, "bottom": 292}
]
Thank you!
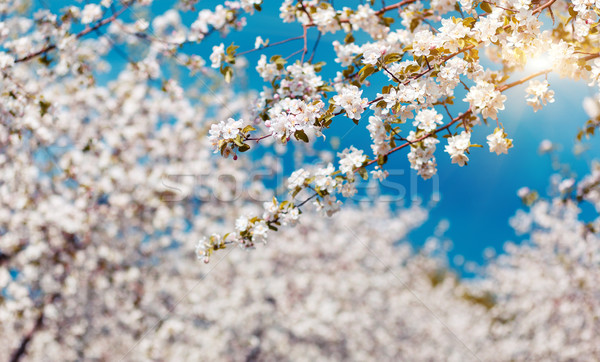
[{"left": 201, "top": 0, "right": 600, "bottom": 260}]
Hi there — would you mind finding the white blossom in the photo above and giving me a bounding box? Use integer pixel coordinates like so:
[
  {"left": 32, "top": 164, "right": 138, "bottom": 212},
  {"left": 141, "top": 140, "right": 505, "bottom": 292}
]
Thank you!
[
  {"left": 413, "top": 108, "right": 443, "bottom": 133},
  {"left": 332, "top": 85, "right": 368, "bottom": 120},
  {"left": 487, "top": 128, "right": 513, "bottom": 155},
  {"left": 81, "top": 4, "right": 102, "bottom": 24},
  {"left": 525, "top": 80, "right": 555, "bottom": 112},
  {"left": 338, "top": 146, "right": 367, "bottom": 174},
  {"left": 464, "top": 81, "right": 507, "bottom": 120},
  {"left": 210, "top": 43, "right": 225, "bottom": 68},
  {"left": 444, "top": 131, "right": 471, "bottom": 166}
]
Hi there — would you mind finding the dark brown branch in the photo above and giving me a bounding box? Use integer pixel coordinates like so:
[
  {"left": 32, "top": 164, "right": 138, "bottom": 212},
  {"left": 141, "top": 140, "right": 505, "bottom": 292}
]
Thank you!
[{"left": 10, "top": 311, "right": 45, "bottom": 362}]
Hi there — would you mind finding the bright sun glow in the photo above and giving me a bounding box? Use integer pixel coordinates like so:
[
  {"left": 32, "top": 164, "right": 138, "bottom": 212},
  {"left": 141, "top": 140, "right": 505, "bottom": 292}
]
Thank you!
[{"left": 525, "top": 53, "right": 554, "bottom": 73}]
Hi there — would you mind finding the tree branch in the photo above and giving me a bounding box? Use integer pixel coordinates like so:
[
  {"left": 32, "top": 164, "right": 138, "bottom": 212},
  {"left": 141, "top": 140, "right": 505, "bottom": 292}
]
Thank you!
[
  {"left": 10, "top": 311, "right": 45, "bottom": 362},
  {"left": 15, "top": 4, "right": 130, "bottom": 63}
]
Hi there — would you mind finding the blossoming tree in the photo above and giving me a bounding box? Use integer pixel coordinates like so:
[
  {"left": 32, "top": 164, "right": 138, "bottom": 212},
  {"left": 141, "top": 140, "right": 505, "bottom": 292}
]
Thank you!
[
  {"left": 1, "top": 0, "right": 600, "bottom": 360},
  {"left": 201, "top": 0, "right": 600, "bottom": 259}
]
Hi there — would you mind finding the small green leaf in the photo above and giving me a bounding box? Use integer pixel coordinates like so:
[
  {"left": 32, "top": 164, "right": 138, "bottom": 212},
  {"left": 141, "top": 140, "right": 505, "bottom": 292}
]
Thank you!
[
  {"left": 480, "top": 2, "right": 493, "bottom": 13},
  {"left": 226, "top": 42, "right": 239, "bottom": 56},
  {"left": 344, "top": 33, "right": 355, "bottom": 44},
  {"left": 359, "top": 64, "right": 376, "bottom": 82},
  {"left": 39, "top": 100, "right": 51, "bottom": 116},
  {"left": 242, "top": 125, "right": 256, "bottom": 133},
  {"left": 233, "top": 135, "right": 244, "bottom": 146},
  {"left": 313, "top": 61, "right": 326, "bottom": 72},
  {"left": 383, "top": 52, "right": 402, "bottom": 64},
  {"left": 294, "top": 129, "right": 309, "bottom": 143},
  {"left": 409, "top": 18, "right": 420, "bottom": 32},
  {"left": 462, "top": 17, "right": 476, "bottom": 27},
  {"left": 291, "top": 187, "right": 302, "bottom": 198},
  {"left": 568, "top": 6, "right": 577, "bottom": 17},
  {"left": 381, "top": 17, "right": 394, "bottom": 26},
  {"left": 318, "top": 84, "right": 334, "bottom": 92},
  {"left": 357, "top": 167, "right": 368, "bottom": 180}
]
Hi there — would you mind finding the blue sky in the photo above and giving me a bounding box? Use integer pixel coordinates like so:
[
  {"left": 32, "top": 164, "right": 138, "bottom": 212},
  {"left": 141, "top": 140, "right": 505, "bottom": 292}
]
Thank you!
[{"left": 35, "top": 1, "right": 600, "bottom": 268}]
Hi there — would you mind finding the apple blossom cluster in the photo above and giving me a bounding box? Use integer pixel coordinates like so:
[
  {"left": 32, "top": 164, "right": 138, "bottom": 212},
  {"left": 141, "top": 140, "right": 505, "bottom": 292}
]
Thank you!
[
  {"left": 197, "top": 144, "right": 368, "bottom": 263},
  {"left": 332, "top": 85, "right": 368, "bottom": 120},
  {"left": 525, "top": 79, "right": 555, "bottom": 112},
  {"left": 413, "top": 108, "right": 444, "bottom": 132},
  {"left": 464, "top": 81, "right": 507, "bottom": 120},
  {"left": 407, "top": 130, "right": 440, "bottom": 179},
  {"left": 255, "top": 58, "right": 326, "bottom": 101},
  {"left": 548, "top": 40, "right": 580, "bottom": 78},
  {"left": 487, "top": 127, "right": 514, "bottom": 155},
  {"left": 366, "top": 115, "right": 392, "bottom": 156},
  {"left": 265, "top": 98, "right": 325, "bottom": 141},
  {"left": 208, "top": 117, "right": 255, "bottom": 158},
  {"left": 6, "top": 158, "right": 600, "bottom": 360},
  {"left": 444, "top": 131, "right": 472, "bottom": 167},
  {"left": 81, "top": 4, "right": 103, "bottom": 24},
  {"left": 338, "top": 146, "right": 367, "bottom": 174},
  {"left": 195, "top": 198, "right": 300, "bottom": 263}
]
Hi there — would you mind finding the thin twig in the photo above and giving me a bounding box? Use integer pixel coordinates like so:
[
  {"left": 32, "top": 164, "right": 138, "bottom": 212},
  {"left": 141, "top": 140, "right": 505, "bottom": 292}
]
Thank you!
[
  {"left": 309, "top": 31, "right": 322, "bottom": 63},
  {"left": 237, "top": 36, "right": 304, "bottom": 56},
  {"left": 16, "top": 4, "right": 130, "bottom": 63}
]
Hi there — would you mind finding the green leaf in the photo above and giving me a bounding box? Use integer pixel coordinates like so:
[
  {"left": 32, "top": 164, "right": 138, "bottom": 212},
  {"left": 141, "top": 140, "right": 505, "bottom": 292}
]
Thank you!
[
  {"left": 291, "top": 186, "right": 302, "bottom": 198},
  {"left": 238, "top": 143, "right": 251, "bottom": 152},
  {"left": 381, "top": 17, "right": 394, "bottom": 26},
  {"left": 406, "top": 64, "right": 421, "bottom": 73},
  {"left": 233, "top": 135, "right": 244, "bottom": 146},
  {"left": 480, "top": 2, "right": 493, "bottom": 13},
  {"left": 313, "top": 61, "right": 326, "bottom": 72},
  {"left": 358, "top": 64, "right": 377, "bottom": 82},
  {"left": 226, "top": 42, "right": 239, "bottom": 56},
  {"left": 357, "top": 167, "right": 368, "bottom": 180},
  {"left": 344, "top": 33, "right": 355, "bottom": 44},
  {"left": 294, "top": 129, "right": 309, "bottom": 143},
  {"left": 409, "top": 18, "right": 420, "bottom": 32},
  {"left": 321, "top": 114, "right": 334, "bottom": 128},
  {"left": 242, "top": 125, "right": 256, "bottom": 133},
  {"left": 82, "top": 138, "right": 93, "bottom": 152},
  {"left": 383, "top": 52, "right": 402, "bottom": 64},
  {"left": 568, "top": 6, "right": 577, "bottom": 17},
  {"left": 39, "top": 100, "right": 51, "bottom": 116},
  {"left": 39, "top": 54, "right": 53, "bottom": 66},
  {"left": 318, "top": 84, "right": 334, "bottom": 92}
]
